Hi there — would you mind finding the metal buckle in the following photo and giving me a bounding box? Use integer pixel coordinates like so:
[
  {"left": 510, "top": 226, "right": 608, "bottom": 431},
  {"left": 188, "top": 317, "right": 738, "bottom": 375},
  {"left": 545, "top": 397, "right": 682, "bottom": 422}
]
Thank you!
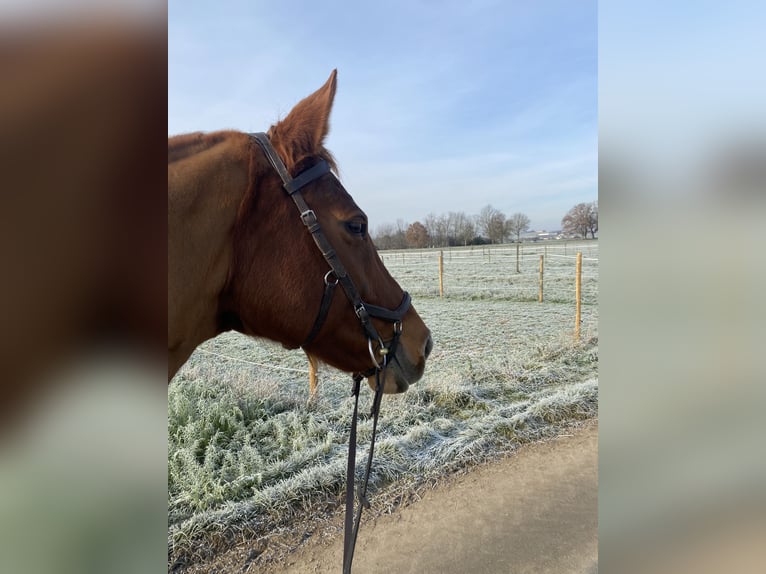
[
  {"left": 355, "top": 304, "right": 369, "bottom": 322},
  {"left": 300, "top": 209, "right": 317, "bottom": 227}
]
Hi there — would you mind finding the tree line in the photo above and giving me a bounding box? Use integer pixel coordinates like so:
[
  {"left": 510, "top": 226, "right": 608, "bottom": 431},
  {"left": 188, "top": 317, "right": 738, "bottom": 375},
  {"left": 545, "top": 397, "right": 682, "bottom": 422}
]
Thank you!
[{"left": 373, "top": 201, "right": 597, "bottom": 250}]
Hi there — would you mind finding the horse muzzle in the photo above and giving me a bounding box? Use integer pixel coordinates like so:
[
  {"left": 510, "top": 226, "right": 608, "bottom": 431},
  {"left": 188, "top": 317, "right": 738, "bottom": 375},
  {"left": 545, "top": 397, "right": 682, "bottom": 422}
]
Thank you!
[{"left": 368, "top": 332, "right": 432, "bottom": 393}]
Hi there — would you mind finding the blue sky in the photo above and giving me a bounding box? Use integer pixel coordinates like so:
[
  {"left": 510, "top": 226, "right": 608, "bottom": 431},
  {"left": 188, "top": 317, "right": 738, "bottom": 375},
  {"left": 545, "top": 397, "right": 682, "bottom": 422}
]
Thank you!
[
  {"left": 169, "top": 0, "right": 597, "bottom": 231},
  {"left": 600, "top": 1, "right": 766, "bottom": 182}
]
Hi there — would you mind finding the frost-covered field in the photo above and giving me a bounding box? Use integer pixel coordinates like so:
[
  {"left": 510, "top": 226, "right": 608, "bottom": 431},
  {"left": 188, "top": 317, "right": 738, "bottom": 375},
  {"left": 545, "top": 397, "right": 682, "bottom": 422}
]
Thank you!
[
  {"left": 380, "top": 241, "right": 598, "bottom": 304},
  {"left": 168, "top": 243, "right": 598, "bottom": 568}
]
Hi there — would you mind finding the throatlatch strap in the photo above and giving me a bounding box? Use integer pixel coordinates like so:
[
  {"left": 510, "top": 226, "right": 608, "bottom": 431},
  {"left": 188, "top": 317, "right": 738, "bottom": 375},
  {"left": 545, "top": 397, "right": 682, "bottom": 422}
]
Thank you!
[{"left": 301, "top": 279, "right": 337, "bottom": 348}]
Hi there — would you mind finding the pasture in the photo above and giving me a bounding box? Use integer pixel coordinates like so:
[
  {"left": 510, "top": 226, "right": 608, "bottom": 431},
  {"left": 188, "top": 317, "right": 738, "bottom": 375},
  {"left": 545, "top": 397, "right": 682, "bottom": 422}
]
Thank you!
[
  {"left": 379, "top": 240, "right": 598, "bottom": 304},
  {"left": 168, "top": 241, "right": 598, "bottom": 570}
]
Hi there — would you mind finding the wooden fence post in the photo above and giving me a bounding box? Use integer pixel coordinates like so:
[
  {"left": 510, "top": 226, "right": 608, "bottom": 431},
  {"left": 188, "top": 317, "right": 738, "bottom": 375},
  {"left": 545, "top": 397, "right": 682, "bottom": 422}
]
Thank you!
[
  {"left": 439, "top": 250, "right": 444, "bottom": 298},
  {"left": 574, "top": 252, "right": 582, "bottom": 340},
  {"left": 538, "top": 254, "right": 544, "bottom": 303},
  {"left": 516, "top": 242, "right": 520, "bottom": 273}
]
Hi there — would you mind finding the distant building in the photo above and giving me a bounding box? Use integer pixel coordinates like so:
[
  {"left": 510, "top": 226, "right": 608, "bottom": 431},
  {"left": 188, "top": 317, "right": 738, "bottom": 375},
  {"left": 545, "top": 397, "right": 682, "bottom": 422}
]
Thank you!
[{"left": 519, "top": 230, "right": 565, "bottom": 242}]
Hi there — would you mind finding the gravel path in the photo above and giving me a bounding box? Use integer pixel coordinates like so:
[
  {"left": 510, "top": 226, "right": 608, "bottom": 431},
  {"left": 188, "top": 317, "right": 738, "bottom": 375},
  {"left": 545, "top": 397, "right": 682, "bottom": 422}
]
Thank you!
[{"left": 270, "top": 421, "right": 598, "bottom": 574}]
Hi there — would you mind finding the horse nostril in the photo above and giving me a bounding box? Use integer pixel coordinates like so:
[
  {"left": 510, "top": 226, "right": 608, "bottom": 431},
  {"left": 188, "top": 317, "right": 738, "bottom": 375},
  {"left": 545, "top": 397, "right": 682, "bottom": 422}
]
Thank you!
[{"left": 424, "top": 335, "right": 433, "bottom": 359}]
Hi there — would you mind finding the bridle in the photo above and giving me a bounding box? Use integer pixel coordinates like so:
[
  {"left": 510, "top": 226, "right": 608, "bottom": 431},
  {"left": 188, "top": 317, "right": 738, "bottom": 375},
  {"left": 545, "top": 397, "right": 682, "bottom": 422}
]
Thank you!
[
  {"left": 249, "top": 132, "right": 410, "bottom": 573},
  {"left": 249, "top": 132, "right": 410, "bottom": 372}
]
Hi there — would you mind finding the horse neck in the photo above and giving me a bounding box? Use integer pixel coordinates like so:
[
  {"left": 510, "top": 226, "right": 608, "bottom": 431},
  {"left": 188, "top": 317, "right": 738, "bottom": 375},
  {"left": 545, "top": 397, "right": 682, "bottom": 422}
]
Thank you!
[{"left": 167, "top": 132, "right": 253, "bottom": 379}]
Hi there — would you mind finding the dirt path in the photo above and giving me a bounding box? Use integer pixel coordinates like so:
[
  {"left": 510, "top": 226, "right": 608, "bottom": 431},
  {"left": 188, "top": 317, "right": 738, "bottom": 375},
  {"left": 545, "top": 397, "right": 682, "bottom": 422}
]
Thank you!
[{"left": 269, "top": 421, "right": 598, "bottom": 574}]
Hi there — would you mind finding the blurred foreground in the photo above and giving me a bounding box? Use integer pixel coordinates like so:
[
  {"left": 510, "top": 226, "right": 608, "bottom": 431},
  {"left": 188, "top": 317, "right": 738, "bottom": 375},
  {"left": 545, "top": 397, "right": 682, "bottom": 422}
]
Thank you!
[
  {"left": 600, "top": 1, "right": 766, "bottom": 572},
  {"left": 0, "top": 7, "right": 168, "bottom": 574}
]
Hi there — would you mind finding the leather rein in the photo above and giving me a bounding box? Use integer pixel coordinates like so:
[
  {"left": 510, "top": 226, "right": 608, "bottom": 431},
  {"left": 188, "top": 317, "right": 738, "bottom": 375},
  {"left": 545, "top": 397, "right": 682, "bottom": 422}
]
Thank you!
[{"left": 249, "top": 132, "right": 410, "bottom": 573}]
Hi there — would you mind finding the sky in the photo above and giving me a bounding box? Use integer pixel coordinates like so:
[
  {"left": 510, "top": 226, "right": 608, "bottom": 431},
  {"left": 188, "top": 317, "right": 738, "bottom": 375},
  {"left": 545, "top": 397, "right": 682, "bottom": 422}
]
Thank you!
[
  {"left": 600, "top": 0, "right": 766, "bottom": 184},
  {"left": 169, "top": 0, "right": 597, "bottom": 232}
]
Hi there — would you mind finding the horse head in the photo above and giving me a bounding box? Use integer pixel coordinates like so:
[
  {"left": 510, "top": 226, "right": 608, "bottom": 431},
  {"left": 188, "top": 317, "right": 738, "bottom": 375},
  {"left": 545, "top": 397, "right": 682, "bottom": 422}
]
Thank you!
[{"left": 221, "top": 70, "right": 432, "bottom": 393}]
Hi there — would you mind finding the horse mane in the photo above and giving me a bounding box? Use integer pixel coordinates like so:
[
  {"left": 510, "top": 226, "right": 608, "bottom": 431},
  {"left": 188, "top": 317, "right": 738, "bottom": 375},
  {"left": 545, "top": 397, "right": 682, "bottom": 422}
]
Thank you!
[
  {"left": 168, "top": 131, "right": 236, "bottom": 164},
  {"left": 169, "top": 128, "right": 337, "bottom": 177}
]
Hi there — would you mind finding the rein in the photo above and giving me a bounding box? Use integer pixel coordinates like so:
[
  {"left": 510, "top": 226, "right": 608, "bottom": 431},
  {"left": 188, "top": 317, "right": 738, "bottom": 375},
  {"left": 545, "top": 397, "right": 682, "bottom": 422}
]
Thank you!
[{"left": 249, "top": 132, "right": 409, "bottom": 573}]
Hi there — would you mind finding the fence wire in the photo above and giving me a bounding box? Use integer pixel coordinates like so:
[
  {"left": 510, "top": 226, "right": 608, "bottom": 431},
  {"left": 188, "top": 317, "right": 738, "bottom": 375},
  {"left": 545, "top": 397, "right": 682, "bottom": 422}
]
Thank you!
[{"left": 379, "top": 241, "right": 598, "bottom": 305}]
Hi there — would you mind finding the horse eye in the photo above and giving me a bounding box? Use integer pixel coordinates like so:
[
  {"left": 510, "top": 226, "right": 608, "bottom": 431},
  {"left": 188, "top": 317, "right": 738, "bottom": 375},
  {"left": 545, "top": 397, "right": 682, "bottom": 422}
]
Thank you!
[{"left": 345, "top": 221, "right": 367, "bottom": 237}]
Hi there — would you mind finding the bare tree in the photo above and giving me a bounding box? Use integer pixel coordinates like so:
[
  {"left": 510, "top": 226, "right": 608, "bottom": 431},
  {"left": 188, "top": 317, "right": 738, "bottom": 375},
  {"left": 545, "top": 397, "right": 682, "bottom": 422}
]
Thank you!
[
  {"left": 587, "top": 201, "right": 598, "bottom": 238},
  {"left": 373, "top": 222, "right": 407, "bottom": 249},
  {"left": 436, "top": 214, "right": 450, "bottom": 247},
  {"left": 451, "top": 211, "right": 474, "bottom": 246},
  {"left": 562, "top": 202, "right": 597, "bottom": 238},
  {"left": 489, "top": 211, "right": 506, "bottom": 244},
  {"left": 423, "top": 213, "right": 438, "bottom": 247},
  {"left": 373, "top": 223, "right": 396, "bottom": 250},
  {"left": 445, "top": 212, "right": 459, "bottom": 246},
  {"left": 506, "top": 212, "right": 531, "bottom": 243},
  {"left": 478, "top": 204, "right": 506, "bottom": 244},
  {"left": 476, "top": 205, "right": 494, "bottom": 242}
]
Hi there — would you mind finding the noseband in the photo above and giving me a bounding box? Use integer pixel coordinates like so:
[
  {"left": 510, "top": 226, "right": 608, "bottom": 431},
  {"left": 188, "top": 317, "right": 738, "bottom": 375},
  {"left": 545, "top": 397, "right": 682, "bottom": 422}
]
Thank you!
[{"left": 249, "top": 132, "right": 410, "bottom": 573}]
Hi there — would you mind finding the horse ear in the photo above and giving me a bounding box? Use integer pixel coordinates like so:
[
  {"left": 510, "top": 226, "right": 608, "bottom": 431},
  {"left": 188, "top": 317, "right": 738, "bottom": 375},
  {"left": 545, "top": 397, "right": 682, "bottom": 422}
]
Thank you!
[{"left": 271, "top": 69, "right": 337, "bottom": 164}]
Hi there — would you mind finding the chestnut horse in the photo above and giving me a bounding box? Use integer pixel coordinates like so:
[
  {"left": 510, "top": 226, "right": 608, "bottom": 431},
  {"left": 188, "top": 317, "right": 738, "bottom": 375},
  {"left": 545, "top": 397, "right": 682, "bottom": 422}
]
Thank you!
[{"left": 168, "top": 70, "right": 432, "bottom": 394}]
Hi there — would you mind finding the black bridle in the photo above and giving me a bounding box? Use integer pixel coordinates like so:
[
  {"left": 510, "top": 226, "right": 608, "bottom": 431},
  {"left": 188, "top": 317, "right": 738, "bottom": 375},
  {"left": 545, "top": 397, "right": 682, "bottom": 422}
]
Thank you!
[{"left": 249, "top": 132, "right": 410, "bottom": 573}]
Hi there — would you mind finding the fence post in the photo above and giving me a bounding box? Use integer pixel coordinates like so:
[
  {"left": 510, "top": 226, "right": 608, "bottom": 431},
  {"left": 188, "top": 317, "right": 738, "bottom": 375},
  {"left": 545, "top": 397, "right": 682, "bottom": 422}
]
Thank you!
[
  {"left": 574, "top": 252, "right": 582, "bottom": 340},
  {"left": 439, "top": 250, "right": 444, "bottom": 298},
  {"left": 516, "top": 242, "right": 520, "bottom": 273},
  {"left": 538, "top": 254, "right": 544, "bottom": 303}
]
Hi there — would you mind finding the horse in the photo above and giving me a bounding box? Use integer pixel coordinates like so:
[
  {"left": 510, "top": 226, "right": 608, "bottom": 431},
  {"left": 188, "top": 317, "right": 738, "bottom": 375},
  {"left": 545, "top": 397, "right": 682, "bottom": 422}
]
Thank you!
[{"left": 168, "top": 70, "right": 433, "bottom": 394}]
